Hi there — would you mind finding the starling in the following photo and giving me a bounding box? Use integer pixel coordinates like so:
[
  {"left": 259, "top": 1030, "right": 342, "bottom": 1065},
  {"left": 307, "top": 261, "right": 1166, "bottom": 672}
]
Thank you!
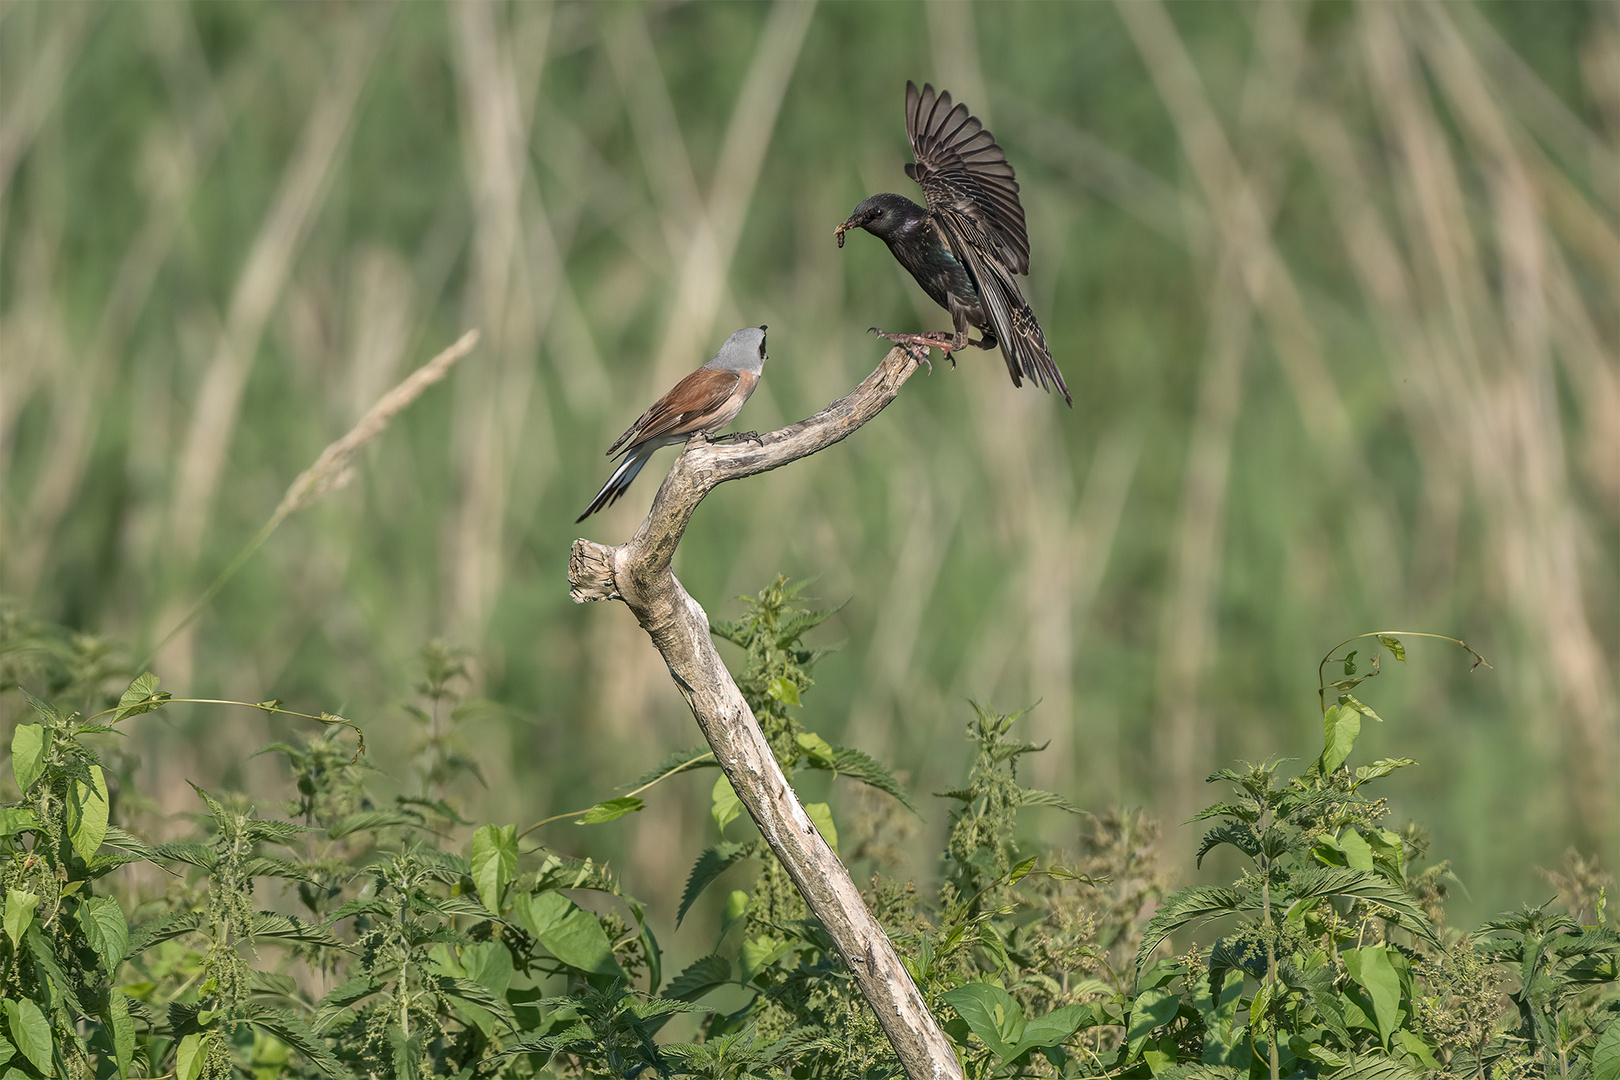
[
  {"left": 836, "top": 81, "right": 1070, "bottom": 405},
  {"left": 577, "top": 326, "right": 769, "bottom": 522}
]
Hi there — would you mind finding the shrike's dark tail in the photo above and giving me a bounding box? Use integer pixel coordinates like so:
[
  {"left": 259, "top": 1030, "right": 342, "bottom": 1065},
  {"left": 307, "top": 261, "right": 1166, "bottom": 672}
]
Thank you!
[{"left": 576, "top": 449, "right": 652, "bottom": 523}]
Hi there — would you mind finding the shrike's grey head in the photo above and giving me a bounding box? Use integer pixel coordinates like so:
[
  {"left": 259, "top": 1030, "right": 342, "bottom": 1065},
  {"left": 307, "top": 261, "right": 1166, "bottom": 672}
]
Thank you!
[{"left": 705, "top": 325, "right": 768, "bottom": 374}]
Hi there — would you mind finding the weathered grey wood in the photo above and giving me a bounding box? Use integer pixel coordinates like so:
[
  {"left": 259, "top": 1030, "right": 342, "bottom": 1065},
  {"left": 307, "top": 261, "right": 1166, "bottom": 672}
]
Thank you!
[{"left": 569, "top": 344, "right": 962, "bottom": 1080}]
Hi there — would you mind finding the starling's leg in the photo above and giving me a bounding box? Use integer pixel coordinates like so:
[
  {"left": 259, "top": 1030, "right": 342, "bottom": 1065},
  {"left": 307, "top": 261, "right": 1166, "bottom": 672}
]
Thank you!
[
  {"left": 868, "top": 328, "right": 959, "bottom": 348},
  {"left": 867, "top": 328, "right": 971, "bottom": 371}
]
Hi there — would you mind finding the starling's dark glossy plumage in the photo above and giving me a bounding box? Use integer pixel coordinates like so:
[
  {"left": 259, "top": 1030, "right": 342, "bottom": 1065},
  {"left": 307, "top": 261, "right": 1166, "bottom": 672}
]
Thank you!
[{"left": 837, "top": 81, "right": 1070, "bottom": 406}]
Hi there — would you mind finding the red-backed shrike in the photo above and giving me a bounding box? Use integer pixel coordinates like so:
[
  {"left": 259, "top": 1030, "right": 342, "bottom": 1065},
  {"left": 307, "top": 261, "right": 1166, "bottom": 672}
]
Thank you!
[{"left": 576, "top": 326, "right": 769, "bottom": 522}]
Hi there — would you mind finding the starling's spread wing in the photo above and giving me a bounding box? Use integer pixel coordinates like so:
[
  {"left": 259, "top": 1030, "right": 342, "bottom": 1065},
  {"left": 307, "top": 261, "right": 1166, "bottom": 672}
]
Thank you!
[
  {"left": 949, "top": 224, "right": 1072, "bottom": 405},
  {"left": 608, "top": 367, "right": 742, "bottom": 454},
  {"left": 903, "top": 81, "right": 1030, "bottom": 276}
]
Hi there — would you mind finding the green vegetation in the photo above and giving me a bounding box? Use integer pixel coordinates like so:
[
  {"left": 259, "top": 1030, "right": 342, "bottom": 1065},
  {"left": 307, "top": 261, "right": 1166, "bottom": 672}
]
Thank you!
[
  {"left": 2, "top": 591, "right": 1614, "bottom": 1077},
  {"left": 1, "top": 1, "right": 1615, "bottom": 1074},
  {"left": 1, "top": 1, "right": 1613, "bottom": 929}
]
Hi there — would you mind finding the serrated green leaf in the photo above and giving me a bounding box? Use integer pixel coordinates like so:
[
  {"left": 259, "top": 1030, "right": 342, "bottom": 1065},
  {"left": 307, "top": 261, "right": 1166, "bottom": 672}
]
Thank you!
[
  {"left": 1197, "top": 821, "right": 1261, "bottom": 867},
  {"left": 803, "top": 802, "right": 837, "bottom": 853},
  {"left": 152, "top": 841, "right": 218, "bottom": 869},
  {"left": 1323, "top": 1053, "right": 1425, "bottom": 1080},
  {"left": 511, "top": 890, "right": 625, "bottom": 979},
  {"left": 315, "top": 973, "right": 384, "bottom": 1023},
  {"left": 1018, "top": 787, "right": 1085, "bottom": 814},
  {"left": 805, "top": 744, "right": 915, "bottom": 811},
  {"left": 1355, "top": 758, "right": 1417, "bottom": 785},
  {"left": 326, "top": 810, "right": 423, "bottom": 839},
  {"left": 10, "top": 723, "right": 44, "bottom": 793},
  {"left": 1135, "top": 887, "right": 1248, "bottom": 980},
  {"left": 577, "top": 797, "right": 643, "bottom": 824},
  {"left": 242, "top": 1006, "right": 348, "bottom": 1077},
  {"left": 3, "top": 999, "right": 50, "bottom": 1074},
  {"left": 677, "top": 842, "right": 750, "bottom": 926},
  {"left": 186, "top": 781, "right": 230, "bottom": 823},
  {"left": 1320, "top": 703, "right": 1360, "bottom": 774},
  {"left": 1187, "top": 801, "right": 1255, "bottom": 823},
  {"left": 388, "top": 1025, "right": 423, "bottom": 1080},
  {"left": 244, "top": 819, "right": 309, "bottom": 846},
  {"left": 249, "top": 970, "right": 301, "bottom": 1000},
  {"left": 76, "top": 895, "right": 129, "bottom": 973},
  {"left": 126, "top": 910, "right": 206, "bottom": 954},
  {"left": 711, "top": 774, "right": 743, "bottom": 834},
  {"left": 630, "top": 997, "right": 711, "bottom": 1023},
  {"left": 248, "top": 912, "right": 344, "bottom": 947},
  {"left": 241, "top": 856, "right": 319, "bottom": 883},
  {"left": 3, "top": 889, "right": 37, "bottom": 951},
  {"left": 1286, "top": 867, "right": 1439, "bottom": 947},
  {"left": 438, "top": 974, "right": 516, "bottom": 1031},
  {"left": 113, "top": 673, "right": 170, "bottom": 723},
  {"left": 469, "top": 823, "right": 517, "bottom": 913},
  {"left": 664, "top": 954, "right": 731, "bottom": 1001}
]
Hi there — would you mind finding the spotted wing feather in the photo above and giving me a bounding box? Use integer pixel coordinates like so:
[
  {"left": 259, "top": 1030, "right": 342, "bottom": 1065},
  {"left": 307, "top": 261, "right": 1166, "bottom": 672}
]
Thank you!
[{"left": 903, "top": 81, "right": 1030, "bottom": 275}]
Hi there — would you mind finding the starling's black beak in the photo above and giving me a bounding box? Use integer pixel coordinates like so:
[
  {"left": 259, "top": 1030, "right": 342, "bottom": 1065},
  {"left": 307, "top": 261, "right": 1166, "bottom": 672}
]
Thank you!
[{"left": 834, "top": 210, "right": 874, "bottom": 248}]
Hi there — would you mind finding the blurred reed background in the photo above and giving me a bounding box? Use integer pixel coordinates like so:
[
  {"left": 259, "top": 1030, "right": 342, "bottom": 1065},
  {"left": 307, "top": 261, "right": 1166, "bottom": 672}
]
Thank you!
[{"left": 1, "top": 0, "right": 1614, "bottom": 929}]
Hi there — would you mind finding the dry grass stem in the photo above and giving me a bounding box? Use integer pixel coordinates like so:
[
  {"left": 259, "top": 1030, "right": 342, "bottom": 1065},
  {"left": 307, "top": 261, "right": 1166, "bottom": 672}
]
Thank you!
[
  {"left": 274, "top": 330, "right": 481, "bottom": 523},
  {"left": 143, "top": 330, "right": 479, "bottom": 670}
]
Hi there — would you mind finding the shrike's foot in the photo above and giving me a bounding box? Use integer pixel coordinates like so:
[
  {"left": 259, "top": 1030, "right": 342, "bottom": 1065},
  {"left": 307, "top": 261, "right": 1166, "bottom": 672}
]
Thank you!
[{"left": 717, "top": 430, "right": 764, "bottom": 447}]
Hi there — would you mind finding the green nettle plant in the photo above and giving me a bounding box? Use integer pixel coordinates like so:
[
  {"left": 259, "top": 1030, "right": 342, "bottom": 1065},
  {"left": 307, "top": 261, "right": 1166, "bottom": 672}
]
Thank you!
[{"left": 1, "top": 602, "right": 1616, "bottom": 1079}]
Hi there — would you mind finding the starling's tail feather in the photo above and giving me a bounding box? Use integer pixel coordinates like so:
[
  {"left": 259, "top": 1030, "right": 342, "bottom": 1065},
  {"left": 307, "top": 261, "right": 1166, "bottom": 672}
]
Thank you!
[
  {"left": 576, "top": 449, "right": 652, "bottom": 523},
  {"left": 956, "top": 236, "right": 1073, "bottom": 406},
  {"left": 1006, "top": 298, "right": 1071, "bottom": 407}
]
